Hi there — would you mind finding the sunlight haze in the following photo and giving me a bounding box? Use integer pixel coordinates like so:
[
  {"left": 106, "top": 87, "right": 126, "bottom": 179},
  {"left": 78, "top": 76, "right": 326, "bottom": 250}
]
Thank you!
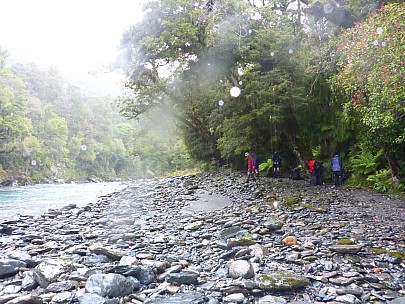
[{"left": 0, "top": 0, "right": 144, "bottom": 95}]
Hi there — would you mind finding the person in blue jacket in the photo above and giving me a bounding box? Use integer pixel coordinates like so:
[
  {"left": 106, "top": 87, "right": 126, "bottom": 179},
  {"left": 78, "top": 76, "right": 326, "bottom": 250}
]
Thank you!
[{"left": 331, "top": 154, "right": 343, "bottom": 186}]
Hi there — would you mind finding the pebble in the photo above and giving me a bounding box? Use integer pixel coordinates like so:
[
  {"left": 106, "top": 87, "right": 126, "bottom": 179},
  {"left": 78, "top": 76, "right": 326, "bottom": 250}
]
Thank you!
[{"left": 0, "top": 173, "right": 404, "bottom": 303}]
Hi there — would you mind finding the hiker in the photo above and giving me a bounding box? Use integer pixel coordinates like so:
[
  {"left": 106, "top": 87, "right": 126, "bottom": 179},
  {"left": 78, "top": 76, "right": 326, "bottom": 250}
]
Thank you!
[
  {"left": 308, "top": 159, "right": 316, "bottom": 185},
  {"left": 331, "top": 154, "right": 343, "bottom": 186},
  {"left": 291, "top": 165, "right": 303, "bottom": 180},
  {"left": 272, "top": 151, "right": 281, "bottom": 177},
  {"left": 246, "top": 152, "right": 256, "bottom": 182},
  {"left": 314, "top": 161, "right": 324, "bottom": 185},
  {"left": 254, "top": 153, "right": 261, "bottom": 179}
]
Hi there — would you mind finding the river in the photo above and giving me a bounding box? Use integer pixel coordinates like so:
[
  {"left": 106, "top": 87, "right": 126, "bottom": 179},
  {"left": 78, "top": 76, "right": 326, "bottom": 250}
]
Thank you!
[{"left": 0, "top": 182, "right": 127, "bottom": 222}]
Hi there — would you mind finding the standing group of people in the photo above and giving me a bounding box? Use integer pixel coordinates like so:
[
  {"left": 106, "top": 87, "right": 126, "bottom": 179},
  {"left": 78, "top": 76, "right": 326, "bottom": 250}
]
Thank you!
[
  {"left": 308, "top": 154, "right": 344, "bottom": 186},
  {"left": 246, "top": 151, "right": 344, "bottom": 187},
  {"left": 246, "top": 151, "right": 281, "bottom": 182}
]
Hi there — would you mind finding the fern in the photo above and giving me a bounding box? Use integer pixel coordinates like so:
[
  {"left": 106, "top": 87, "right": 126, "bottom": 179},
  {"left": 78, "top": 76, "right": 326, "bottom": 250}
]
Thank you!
[
  {"left": 366, "top": 169, "right": 391, "bottom": 192},
  {"left": 350, "top": 145, "right": 384, "bottom": 178}
]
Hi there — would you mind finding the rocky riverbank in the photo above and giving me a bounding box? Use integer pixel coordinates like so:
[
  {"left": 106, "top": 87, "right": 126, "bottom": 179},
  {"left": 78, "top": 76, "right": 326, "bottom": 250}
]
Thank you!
[{"left": 0, "top": 173, "right": 404, "bottom": 304}]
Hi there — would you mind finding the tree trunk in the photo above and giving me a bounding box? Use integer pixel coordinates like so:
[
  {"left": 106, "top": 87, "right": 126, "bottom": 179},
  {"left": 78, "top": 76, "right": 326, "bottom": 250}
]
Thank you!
[{"left": 386, "top": 152, "right": 399, "bottom": 177}]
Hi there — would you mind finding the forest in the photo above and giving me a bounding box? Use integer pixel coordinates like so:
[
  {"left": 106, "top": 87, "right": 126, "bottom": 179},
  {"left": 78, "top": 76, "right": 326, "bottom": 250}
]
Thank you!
[
  {"left": 0, "top": 51, "right": 193, "bottom": 184},
  {"left": 1, "top": 0, "right": 404, "bottom": 193},
  {"left": 116, "top": 0, "right": 404, "bottom": 193}
]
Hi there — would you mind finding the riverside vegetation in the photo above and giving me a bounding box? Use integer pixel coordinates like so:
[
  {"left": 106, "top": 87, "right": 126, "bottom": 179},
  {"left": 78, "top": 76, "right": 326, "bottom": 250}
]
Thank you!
[{"left": 0, "top": 173, "right": 404, "bottom": 303}]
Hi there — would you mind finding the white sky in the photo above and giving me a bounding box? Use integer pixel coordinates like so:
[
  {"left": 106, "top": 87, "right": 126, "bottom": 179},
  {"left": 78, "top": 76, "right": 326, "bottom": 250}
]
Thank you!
[{"left": 0, "top": 0, "right": 144, "bottom": 95}]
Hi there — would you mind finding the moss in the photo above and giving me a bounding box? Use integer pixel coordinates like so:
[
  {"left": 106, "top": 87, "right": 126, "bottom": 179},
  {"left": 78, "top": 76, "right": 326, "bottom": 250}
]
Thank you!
[
  {"left": 256, "top": 272, "right": 310, "bottom": 291},
  {"left": 337, "top": 238, "right": 356, "bottom": 245},
  {"left": 388, "top": 251, "right": 405, "bottom": 258},
  {"left": 369, "top": 248, "right": 387, "bottom": 254},
  {"left": 283, "top": 195, "right": 298, "bottom": 208}
]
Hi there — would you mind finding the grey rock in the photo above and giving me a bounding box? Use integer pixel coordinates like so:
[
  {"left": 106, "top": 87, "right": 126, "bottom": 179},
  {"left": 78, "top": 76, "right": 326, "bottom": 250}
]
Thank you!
[
  {"left": 165, "top": 272, "right": 199, "bottom": 284},
  {"left": 329, "top": 245, "right": 363, "bottom": 254},
  {"left": 33, "top": 258, "right": 76, "bottom": 288},
  {"left": 21, "top": 271, "right": 39, "bottom": 291},
  {"left": 85, "top": 273, "right": 136, "bottom": 297},
  {"left": 227, "top": 260, "right": 255, "bottom": 279},
  {"left": 257, "top": 295, "right": 287, "bottom": 303},
  {"left": 151, "top": 292, "right": 207, "bottom": 303},
  {"left": 0, "top": 259, "right": 27, "bottom": 278},
  {"left": 46, "top": 280, "right": 78, "bottom": 292},
  {"left": 388, "top": 297, "right": 405, "bottom": 304}
]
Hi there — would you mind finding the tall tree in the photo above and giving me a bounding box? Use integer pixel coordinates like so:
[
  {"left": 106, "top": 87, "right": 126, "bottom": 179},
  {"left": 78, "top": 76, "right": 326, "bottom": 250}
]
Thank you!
[{"left": 333, "top": 3, "right": 405, "bottom": 177}]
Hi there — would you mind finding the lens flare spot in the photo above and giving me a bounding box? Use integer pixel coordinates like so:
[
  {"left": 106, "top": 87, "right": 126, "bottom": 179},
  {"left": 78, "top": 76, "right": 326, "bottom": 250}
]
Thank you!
[
  {"left": 324, "top": 4, "right": 333, "bottom": 14},
  {"left": 230, "top": 86, "right": 241, "bottom": 97}
]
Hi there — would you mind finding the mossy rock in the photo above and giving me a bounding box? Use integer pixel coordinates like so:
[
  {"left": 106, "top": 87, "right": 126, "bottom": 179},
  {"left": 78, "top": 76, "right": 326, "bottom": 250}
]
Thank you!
[
  {"left": 256, "top": 271, "right": 310, "bottom": 291},
  {"left": 388, "top": 251, "right": 405, "bottom": 259},
  {"left": 227, "top": 236, "right": 257, "bottom": 248},
  {"left": 369, "top": 248, "right": 387, "bottom": 255},
  {"left": 337, "top": 238, "right": 356, "bottom": 245}
]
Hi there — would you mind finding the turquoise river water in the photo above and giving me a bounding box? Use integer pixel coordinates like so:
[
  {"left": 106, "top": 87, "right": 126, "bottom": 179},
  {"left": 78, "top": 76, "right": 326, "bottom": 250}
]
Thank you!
[{"left": 0, "top": 182, "right": 127, "bottom": 222}]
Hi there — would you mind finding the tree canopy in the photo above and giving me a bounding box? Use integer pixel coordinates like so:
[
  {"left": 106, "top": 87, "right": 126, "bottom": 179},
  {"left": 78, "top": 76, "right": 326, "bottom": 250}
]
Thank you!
[{"left": 117, "top": 0, "right": 404, "bottom": 192}]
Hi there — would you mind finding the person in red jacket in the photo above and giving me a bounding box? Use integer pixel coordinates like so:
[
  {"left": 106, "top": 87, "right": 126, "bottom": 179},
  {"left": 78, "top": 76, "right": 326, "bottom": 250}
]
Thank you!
[
  {"left": 246, "top": 152, "right": 256, "bottom": 182},
  {"left": 308, "top": 159, "right": 316, "bottom": 185}
]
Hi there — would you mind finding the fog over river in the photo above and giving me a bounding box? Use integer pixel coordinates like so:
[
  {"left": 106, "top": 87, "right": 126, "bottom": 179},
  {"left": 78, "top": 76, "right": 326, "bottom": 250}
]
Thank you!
[{"left": 0, "top": 182, "right": 127, "bottom": 221}]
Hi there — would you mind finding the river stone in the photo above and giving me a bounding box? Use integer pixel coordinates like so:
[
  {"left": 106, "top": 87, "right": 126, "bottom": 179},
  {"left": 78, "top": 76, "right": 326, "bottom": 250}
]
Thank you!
[
  {"left": 165, "top": 272, "right": 199, "bottom": 284},
  {"left": 89, "top": 245, "right": 125, "bottom": 261},
  {"left": 49, "top": 291, "right": 73, "bottom": 304},
  {"left": 282, "top": 236, "right": 298, "bottom": 246},
  {"left": 0, "top": 294, "right": 20, "bottom": 303},
  {"left": 0, "top": 224, "right": 13, "bottom": 234},
  {"left": 7, "top": 251, "right": 36, "bottom": 267},
  {"left": 218, "top": 226, "right": 247, "bottom": 240},
  {"left": 78, "top": 293, "right": 115, "bottom": 304},
  {"left": 263, "top": 218, "right": 283, "bottom": 231},
  {"left": 388, "top": 297, "right": 405, "bottom": 304},
  {"left": 250, "top": 244, "right": 269, "bottom": 260},
  {"left": 334, "top": 294, "right": 362, "bottom": 304},
  {"left": 33, "top": 258, "right": 76, "bottom": 288},
  {"left": 0, "top": 259, "right": 27, "bottom": 278},
  {"left": 223, "top": 292, "right": 246, "bottom": 303},
  {"left": 329, "top": 245, "right": 362, "bottom": 254},
  {"left": 184, "top": 220, "right": 203, "bottom": 231},
  {"left": 85, "top": 273, "right": 136, "bottom": 297},
  {"left": 228, "top": 260, "right": 255, "bottom": 279},
  {"left": 152, "top": 292, "right": 207, "bottom": 303},
  {"left": 257, "top": 295, "right": 288, "bottom": 304},
  {"left": 46, "top": 280, "right": 78, "bottom": 292},
  {"left": 4, "top": 294, "right": 42, "bottom": 304},
  {"left": 119, "top": 255, "right": 138, "bottom": 266},
  {"left": 256, "top": 271, "right": 310, "bottom": 291},
  {"left": 21, "top": 272, "right": 39, "bottom": 291}
]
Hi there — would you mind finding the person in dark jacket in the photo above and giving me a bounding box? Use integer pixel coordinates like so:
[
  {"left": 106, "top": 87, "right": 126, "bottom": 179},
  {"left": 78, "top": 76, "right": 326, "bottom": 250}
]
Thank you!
[{"left": 272, "top": 151, "right": 281, "bottom": 177}]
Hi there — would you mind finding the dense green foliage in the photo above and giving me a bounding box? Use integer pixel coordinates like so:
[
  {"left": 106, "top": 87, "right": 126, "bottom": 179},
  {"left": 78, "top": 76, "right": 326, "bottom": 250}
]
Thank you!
[
  {"left": 117, "top": 0, "right": 404, "bottom": 192},
  {"left": 0, "top": 49, "right": 194, "bottom": 184}
]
